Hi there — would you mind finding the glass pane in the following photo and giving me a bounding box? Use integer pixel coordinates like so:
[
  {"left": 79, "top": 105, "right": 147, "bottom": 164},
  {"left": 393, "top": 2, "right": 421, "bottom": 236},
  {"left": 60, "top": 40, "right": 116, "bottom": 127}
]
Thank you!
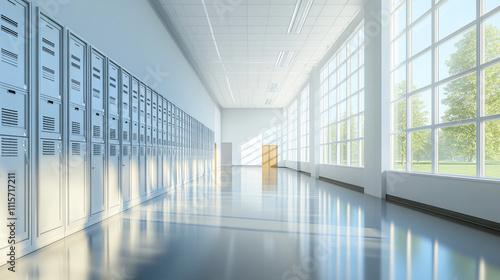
[
  {"left": 438, "top": 123, "right": 477, "bottom": 176},
  {"left": 351, "top": 141, "right": 359, "bottom": 166},
  {"left": 329, "top": 144, "right": 337, "bottom": 165},
  {"left": 322, "top": 82, "right": 329, "bottom": 98},
  {"left": 339, "top": 82, "right": 347, "bottom": 101},
  {"left": 393, "top": 34, "right": 407, "bottom": 66},
  {"left": 393, "top": 0, "right": 404, "bottom": 9},
  {"left": 329, "top": 72, "right": 337, "bottom": 90},
  {"left": 438, "top": 26, "right": 476, "bottom": 81},
  {"left": 321, "top": 67, "right": 328, "bottom": 81},
  {"left": 322, "top": 110, "right": 329, "bottom": 127},
  {"left": 393, "top": 133, "right": 407, "bottom": 170},
  {"left": 411, "top": 130, "right": 432, "bottom": 172},
  {"left": 361, "top": 139, "right": 365, "bottom": 166},
  {"left": 484, "top": 11, "right": 500, "bottom": 63},
  {"left": 392, "top": 65, "right": 407, "bottom": 98},
  {"left": 410, "top": 90, "right": 431, "bottom": 128},
  {"left": 341, "top": 142, "right": 348, "bottom": 165},
  {"left": 351, "top": 94, "right": 359, "bottom": 115},
  {"left": 339, "top": 101, "right": 347, "bottom": 120},
  {"left": 321, "top": 145, "right": 328, "bottom": 163},
  {"left": 350, "top": 72, "right": 359, "bottom": 93},
  {"left": 485, "top": 120, "right": 500, "bottom": 178},
  {"left": 359, "top": 67, "right": 365, "bottom": 89},
  {"left": 360, "top": 91, "right": 365, "bottom": 112},
  {"left": 329, "top": 107, "right": 337, "bottom": 124},
  {"left": 411, "top": 50, "right": 432, "bottom": 90},
  {"left": 485, "top": 1, "right": 500, "bottom": 15},
  {"left": 438, "top": 0, "right": 476, "bottom": 40},
  {"left": 329, "top": 124, "right": 337, "bottom": 143},
  {"left": 350, "top": 117, "right": 359, "bottom": 139},
  {"left": 329, "top": 89, "right": 337, "bottom": 107},
  {"left": 438, "top": 72, "right": 476, "bottom": 123},
  {"left": 350, "top": 53, "right": 359, "bottom": 73},
  {"left": 411, "top": 14, "right": 431, "bottom": 56},
  {"left": 350, "top": 34, "right": 359, "bottom": 53},
  {"left": 339, "top": 46, "right": 347, "bottom": 62},
  {"left": 339, "top": 63, "right": 347, "bottom": 81},
  {"left": 393, "top": 2, "right": 407, "bottom": 37},
  {"left": 411, "top": 0, "right": 431, "bottom": 22},
  {"left": 340, "top": 121, "right": 348, "bottom": 140},
  {"left": 392, "top": 99, "right": 407, "bottom": 131},
  {"left": 322, "top": 127, "right": 328, "bottom": 143},
  {"left": 329, "top": 58, "right": 337, "bottom": 73},
  {"left": 360, "top": 47, "right": 365, "bottom": 66},
  {"left": 360, "top": 113, "right": 365, "bottom": 138},
  {"left": 485, "top": 63, "right": 500, "bottom": 116}
]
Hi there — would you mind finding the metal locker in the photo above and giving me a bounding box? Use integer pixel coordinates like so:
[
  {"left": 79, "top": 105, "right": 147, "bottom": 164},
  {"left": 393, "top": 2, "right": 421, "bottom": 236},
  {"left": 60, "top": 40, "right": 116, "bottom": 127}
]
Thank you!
[
  {"left": 38, "top": 14, "right": 62, "bottom": 100},
  {"left": 152, "top": 91, "right": 157, "bottom": 129},
  {"left": 90, "top": 143, "right": 105, "bottom": 215},
  {"left": 140, "top": 124, "right": 145, "bottom": 144},
  {"left": 39, "top": 97, "right": 62, "bottom": 139},
  {"left": 108, "top": 115, "right": 119, "bottom": 141},
  {"left": 121, "top": 71, "right": 131, "bottom": 120},
  {"left": 39, "top": 140, "right": 63, "bottom": 234},
  {"left": 108, "top": 143, "right": 120, "bottom": 210},
  {"left": 68, "top": 32, "right": 86, "bottom": 106},
  {"left": 68, "top": 141, "right": 87, "bottom": 224},
  {"left": 121, "top": 145, "right": 131, "bottom": 203},
  {"left": 146, "top": 87, "right": 152, "bottom": 126},
  {"left": 0, "top": 136, "right": 29, "bottom": 250},
  {"left": 157, "top": 96, "right": 163, "bottom": 130},
  {"left": 69, "top": 105, "right": 85, "bottom": 142},
  {"left": 107, "top": 61, "right": 119, "bottom": 117},
  {"left": 163, "top": 146, "right": 168, "bottom": 188},
  {"left": 139, "top": 146, "right": 146, "bottom": 196},
  {"left": 146, "top": 126, "right": 152, "bottom": 145},
  {"left": 147, "top": 146, "right": 154, "bottom": 193},
  {"left": 90, "top": 50, "right": 105, "bottom": 112},
  {"left": 152, "top": 127, "right": 157, "bottom": 146},
  {"left": 132, "top": 121, "right": 139, "bottom": 145},
  {"left": 139, "top": 83, "right": 146, "bottom": 125},
  {"left": 157, "top": 145, "right": 163, "bottom": 189},
  {"left": 91, "top": 110, "right": 104, "bottom": 142},
  {"left": 0, "top": 0, "right": 28, "bottom": 90},
  {"left": 131, "top": 146, "right": 139, "bottom": 199},
  {"left": 131, "top": 78, "right": 139, "bottom": 122},
  {"left": 0, "top": 86, "right": 27, "bottom": 136},
  {"left": 163, "top": 130, "right": 167, "bottom": 147},
  {"left": 122, "top": 119, "right": 130, "bottom": 144},
  {"left": 152, "top": 146, "right": 158, "bottom": 191}
]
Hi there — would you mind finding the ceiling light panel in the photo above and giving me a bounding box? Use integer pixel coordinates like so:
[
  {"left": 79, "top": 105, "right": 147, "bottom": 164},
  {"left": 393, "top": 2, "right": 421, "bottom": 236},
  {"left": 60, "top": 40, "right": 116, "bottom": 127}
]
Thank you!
[
  {"left": 267, "top": 83, "right": 280, "bottom": 92},
  {"left": 287, "top": 0, "right": 314, "bottom": 34}
]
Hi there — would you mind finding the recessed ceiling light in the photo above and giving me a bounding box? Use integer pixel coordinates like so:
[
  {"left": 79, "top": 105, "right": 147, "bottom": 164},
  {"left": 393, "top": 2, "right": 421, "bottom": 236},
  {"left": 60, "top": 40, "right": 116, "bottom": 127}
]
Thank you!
[
  {"left": 267, "top": 83, "right": 280, "bottom": 92},
  {"left": 265, "top": 98, "right": 273, "bottom": 105},
  {"left": 276, "top": 51, "right": 297, "bottom": 67},
  {"left": 287, "top": 0, "right": 314, "bottom": 34}
]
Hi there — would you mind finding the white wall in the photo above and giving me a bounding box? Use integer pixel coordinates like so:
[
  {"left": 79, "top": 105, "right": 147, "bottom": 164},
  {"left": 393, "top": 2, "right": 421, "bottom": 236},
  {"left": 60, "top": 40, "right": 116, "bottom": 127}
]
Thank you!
[
  {"left": 34, "top": 0, "right": 220, "bottom": 132},
  {"left": 221, "top": 109, "right": 284, "bottom": 166}
]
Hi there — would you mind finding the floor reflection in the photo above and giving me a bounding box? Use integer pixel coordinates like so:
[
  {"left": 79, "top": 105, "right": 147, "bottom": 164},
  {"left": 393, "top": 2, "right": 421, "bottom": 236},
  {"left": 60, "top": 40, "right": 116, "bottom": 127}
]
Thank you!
[{"left": 1, "top": 167, "right": 499, "bottom": 279}]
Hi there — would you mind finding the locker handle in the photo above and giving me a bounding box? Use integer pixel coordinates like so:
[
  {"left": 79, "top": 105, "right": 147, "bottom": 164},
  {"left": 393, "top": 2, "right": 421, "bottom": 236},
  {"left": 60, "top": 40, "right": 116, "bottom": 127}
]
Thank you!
[
  {"left": 8, "top": 89, "right": 16, "bottom": 94},
  {"left": 75, "top": 107, "right": 80, "bottom": 111},
  {"left": 48, "top": 100, "right": 54, "bottom": 104}
]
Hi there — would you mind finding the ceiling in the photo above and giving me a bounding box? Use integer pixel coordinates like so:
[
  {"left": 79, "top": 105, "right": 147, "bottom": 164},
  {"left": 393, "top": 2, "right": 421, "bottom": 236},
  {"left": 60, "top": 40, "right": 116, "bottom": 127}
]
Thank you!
[{"left": 152, "top": 0, "right": 364, "bottom": 108}]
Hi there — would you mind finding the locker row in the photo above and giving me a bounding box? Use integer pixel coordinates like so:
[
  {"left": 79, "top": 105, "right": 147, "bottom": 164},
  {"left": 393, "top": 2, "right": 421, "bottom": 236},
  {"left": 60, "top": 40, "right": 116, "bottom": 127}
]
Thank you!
[{"left": 0, "top": 0, "right": 215, "bottom": 264}]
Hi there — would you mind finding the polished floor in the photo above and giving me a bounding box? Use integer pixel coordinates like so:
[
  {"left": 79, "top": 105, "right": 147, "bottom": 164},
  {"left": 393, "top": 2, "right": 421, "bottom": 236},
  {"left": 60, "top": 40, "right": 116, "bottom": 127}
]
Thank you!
[{"left": 1, "top": 167, "right": 500, "bottom": 280}]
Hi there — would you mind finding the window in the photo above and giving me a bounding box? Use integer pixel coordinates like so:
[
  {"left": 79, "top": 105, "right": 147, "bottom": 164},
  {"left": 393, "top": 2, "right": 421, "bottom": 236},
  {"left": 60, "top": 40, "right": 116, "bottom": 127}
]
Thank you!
[
  {"left": 320, "top": 23, "right": 365, "bottom": 166},
  {"left": 282, "top": 108, "right": 288, "bottom": 161},
  {"left": 390, "top": 0, "right": 500, "bottom": 178},
  {"left": 288, "top": 100, "right": 298, "bottom": 161},
  {"left": 300, "top": 86, "right": 310, "bottom": 162}
]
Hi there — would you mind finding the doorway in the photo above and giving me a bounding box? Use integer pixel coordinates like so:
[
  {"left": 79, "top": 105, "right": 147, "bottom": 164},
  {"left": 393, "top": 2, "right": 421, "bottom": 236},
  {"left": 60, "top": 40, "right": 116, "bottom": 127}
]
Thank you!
[{"left": 262, "top": 145, "right": 278, "bottom": 168}]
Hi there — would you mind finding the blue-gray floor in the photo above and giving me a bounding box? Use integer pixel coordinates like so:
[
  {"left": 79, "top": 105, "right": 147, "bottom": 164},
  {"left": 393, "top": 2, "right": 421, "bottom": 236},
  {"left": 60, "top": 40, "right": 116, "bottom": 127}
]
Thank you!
[{"left": 1, "top": 167, "right": 500, "bottom": 279}]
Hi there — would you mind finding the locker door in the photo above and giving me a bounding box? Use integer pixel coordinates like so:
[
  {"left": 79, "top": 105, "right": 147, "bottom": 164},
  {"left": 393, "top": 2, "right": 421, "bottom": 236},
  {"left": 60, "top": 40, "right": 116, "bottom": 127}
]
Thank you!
[
  {"left": 0, "top": 86, "right": 27, "bottom": 136},
  {"left": 39, "top": 140, "right": 63, "bottom": 235},
  {"left": 140, "top": 124, "right": 145, "bottom": 144},
  {"left": 131, "top": 78, "right": 139, "bottom": 122},
  {"left": 91, "top": 111, "right": 104, "bottom": 142},
  {"left": 91, "top": 143, "right": 105, "bottom": 215},
  {"left": 68, "top": 33, "right": 86, "bottom": 106},
  {"left": 121, "top": 71, "right": 131, "bottom": 120},
  {"left": 38, "top": 15, "right": 62, "bottom": 100},
  {"left": 152, "top": 127, "right": 157, "bottom": 146},
  {"left": 146, "top": 87, "right": 152, "bottom": 126},
  {"left": 139, "top": 146, "right": 146, "bottom": 196},
  {"left": 68, "top": 141, "right": 87, "bottom": 224},
  {"left": 39, "top": 98, "right": 62, "bottom": 139},
  {"left": 139, "top": 83, "right": 146, "bottom": 125},
  {"left": 131, "top": 146, "right": 139, "bottom": 199},
  {"left": 69, "top": 105, "right": 85, "bottom": 141},
  {"left": 0, "top": 137, "right": 29, "bottom": 252},
  {"left": 157, "top": 146, "right": 163, "bottom": 189},
  {"left": 146, "top": 146, "right": 153, "bottom": 193},
  {"left": 91, "top": 50, "right": 105, "bottom": 112},
  {"left": 107, "top": 61, "right": 119, "bottom": 117},
  {"left": 108, "top": 116, "right": 119, "bottom": 142},
  {"left": 152, "top": 92, "right": 157, "bottom": 129},
  {"left": 122, "top": 119, "right": 130, "bottom": 144},
  {"left": 146, "top": 126, "right": 151, "bottom": 145},
  {"left": 132, "top": 122, "right": 138, "bottom": 145},
  {"left": 108, "top": 144, "right": 120, "bottom": 210},
  {"left": 0, "top": 0, "right": 28, "bottom": 90},
  {"left": 121, "top": 145, "right": 131, "bottom": 203},
  {"left": 157, "top": 96, "right": 163, "bottom": 131}
]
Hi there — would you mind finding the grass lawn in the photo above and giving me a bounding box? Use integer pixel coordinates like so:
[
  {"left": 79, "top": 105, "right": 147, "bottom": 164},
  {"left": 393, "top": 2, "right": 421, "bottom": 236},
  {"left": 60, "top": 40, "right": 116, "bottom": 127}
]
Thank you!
[{"left": 393, "top": 161, "right": 500, "bottom": 178}]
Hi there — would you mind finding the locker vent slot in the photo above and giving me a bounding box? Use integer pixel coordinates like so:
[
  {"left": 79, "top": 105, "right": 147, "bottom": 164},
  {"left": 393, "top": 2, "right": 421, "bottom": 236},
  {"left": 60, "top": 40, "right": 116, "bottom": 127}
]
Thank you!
[
  {"left": 140, "top": 135, "right": 145, "bottom": 142},
  {"left": 123, "top": 84, "right": 128, "bottom": 89},
  {"left": 110, "top": 129, "right": 117, "bottom": 140},
  {"left": 110, "top": 77, "right": 116, "bottom": 82},
  {"left": 1, "top": 25, "right": 18, "bottom": 38},
  {"left": 123, "top": 90, "right": 128, "bottom": 94},
  {"left": 71, "top": 62, "right": 81, "bottom": 69},
  {"left": 110, "top": 96, "right": 117, "bottom": 104},
  {"left": 110, "top": 83, "right": 116, "bottom": 88},
  {"left": 1, "top": 48, "right": 18, "bottom": 66},
  {"left": 71, "top": 121, "right": 81, "bottom": 135},
  {"left": 132, "top": 106, "right": 138, "bottom": 113},
  {"left": 42, "top": 66, "right": 55, "bottom": 81},
  {"left": 110, "top": 145, "right": 117, "bottom": 156},
  {"left": 123, "top": 131, "right": 128, "bottom": 141},
  {"left": 147, "top": 136, "right": 151, "bottom": 143},
  {"left": 92, "top": 73, "right": 101, "bottom": 80},
  {"left": 123, "top": 102, "right": 129, "bottom": 110},
  {"left": 71, "top": 142, "right": 81, "bottom": 155},
  {"left": 93, "top": 144, "right": 101, "bottom": 156},
  {"left": 1, "top": 108, "right": 18, "bottom": 126},
  {"left": 71, "top": 54, "right": 81, "bottom": 62},
  {"left": 71, "top": 79, "right": 81, "bottom": 91},
  {"left": 92, "top": 67, "right": 100, "bottom": 73},
  {"left": 93, "top": 125, "right": 101, "bottom": 138},
  {"left": 92, "top": 88, "right": 100, "bottom": 98},
  {"left": 123, "top": 146, "right": 128, "bottom": 156},
  {"left": 42, "top": 46, "right": 55, "bottom": 56},
  {"left": 1, "top": 137, "right": 17, "bottom": 157},
  {"left": 133, "top": 133, "right": 138, "bottom": 141},
  {"left": 42, "top": 116, "right": 56, "bottom": 131},
  {"left": 42, "top": 38, "right": 55, "bottom": 48},
  {"left": 42, "top": 141, "right": 56, "bottom": 156},
  {"left": 1, "top": 15, "right": 18, "bottom": 28}
]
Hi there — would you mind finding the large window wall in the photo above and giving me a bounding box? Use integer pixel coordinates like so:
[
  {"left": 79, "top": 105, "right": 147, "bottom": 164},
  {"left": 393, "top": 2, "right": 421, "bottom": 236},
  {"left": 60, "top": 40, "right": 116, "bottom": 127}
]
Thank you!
[
  {"left": 287, "top": 100, "right": 298, "bottom": 161},
  {"left": 390, "top": 0, "right": 500, "bottom": 178},
  {"left": 300, "top": 86, "right": 310, "bottom": 162},
  {"left": 320, "top": 23, "right": 365, "bottom": 167}
]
